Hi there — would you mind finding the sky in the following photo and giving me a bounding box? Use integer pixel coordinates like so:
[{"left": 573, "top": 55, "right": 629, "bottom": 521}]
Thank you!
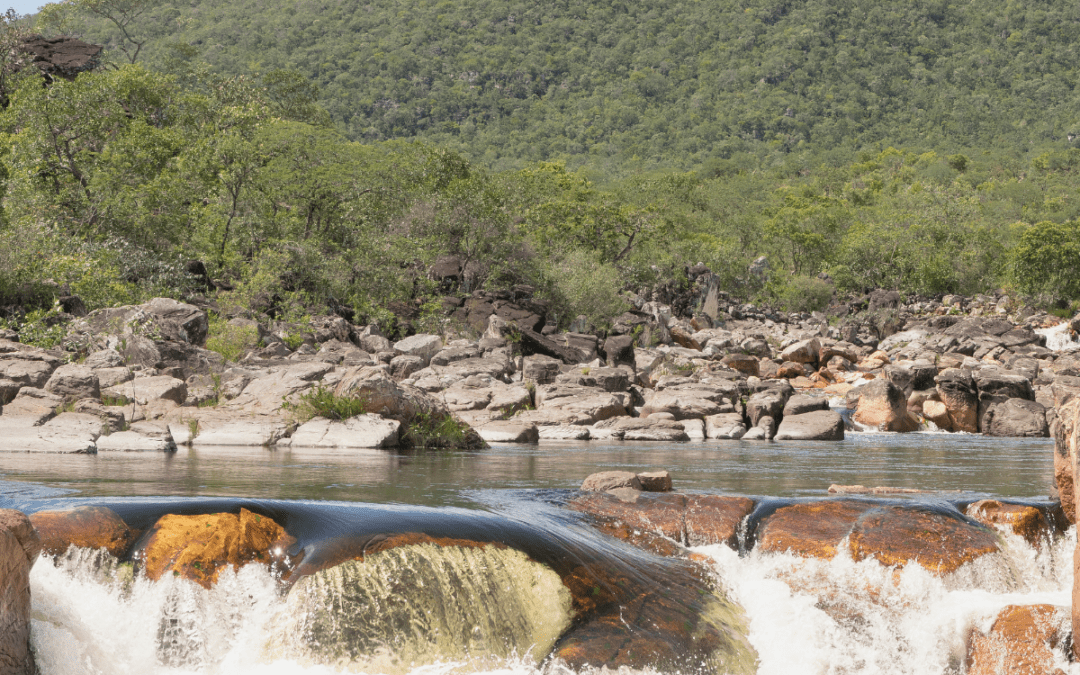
[{"left": 6, "top": 0, "right": 43, "bottom": 16}]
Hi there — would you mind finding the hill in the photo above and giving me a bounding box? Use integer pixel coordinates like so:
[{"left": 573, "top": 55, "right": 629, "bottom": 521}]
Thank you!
[{"left": 42, "top": 0, "right": 1080, "bottom": 173}]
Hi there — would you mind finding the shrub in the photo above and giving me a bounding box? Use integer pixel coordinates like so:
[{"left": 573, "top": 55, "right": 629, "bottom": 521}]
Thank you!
[
  {"left": 281, "top": 385, "right": 369, "bottom": 422},
  {"left": 547, "top": 249, "right": 629, "bottom": 328},
  {"left": 204, "top": 314, "right": 261, "bottom": 362},
  {"left": 771, "top": 275, "right": 834, "bottom": 313}
]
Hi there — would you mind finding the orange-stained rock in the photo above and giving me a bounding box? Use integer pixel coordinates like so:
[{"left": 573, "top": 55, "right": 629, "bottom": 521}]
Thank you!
[
  {"left": 967, "top": 500, "right": 1053, "bottom": 549},
  {"left": 755, "top": 501, "right": 871, "bottom": 559},
  {"left": 923, "top": 399, "right": 953, "bottom": 431},
  {"left": 966, "top": 604, "right": 1068, "bottom": 675},
  {"left": 854, "top": 380, "right": 920, "bottom": 432},
  {"left": 684, "top": 495, "right": 756, "bottom": 548},
  {"left": 1054, "top": 450, "right": 1075, "bottom": 524},
  {"left": 568, "top": 492, "right": 755, "bottom": 554},
  {"left": 30, "top": 506, "right": 137, "bottom": 558},
  {"left": 139, "top": 508, "right": 295, "bottom": 588},
  {"left": 848, "top": 506, "right": 999, "bottom": 575}
]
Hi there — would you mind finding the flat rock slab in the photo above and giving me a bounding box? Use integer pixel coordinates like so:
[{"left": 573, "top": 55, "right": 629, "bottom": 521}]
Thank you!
[
  {"left": 755, "top": 501, "right": 872, "bottom": 559},
  {"left": 0, "top": 387, "right": 62, "bottom": 426},
  {"left": 41, "top": 412, "right": 103, "bottom": 440},
  {"left": 103, "top": 376, "right": 187, "bottom": 406},
  {"left": 0, "top": 428, "right": 96, "bottom": 453},
  {"left": 538, "top": 425, "right": 590, "bottom": 440},
  {"left": 476, "top": 421, "right": 539, "bottom": 443},
  {"left": 96, "top": 431, "right": 174, "bottom": 452},
  {"left": 774, "top": 410, "right": 845, "bottom": 441},
  {"left": 285, "top": 415, "right": 401, "bottom": 449},
  {"left": 191, "top": 419, "right": 290, "bottom": 447},
  {"left": 848, "top": 506, "right": 999, "bottom": 575}
]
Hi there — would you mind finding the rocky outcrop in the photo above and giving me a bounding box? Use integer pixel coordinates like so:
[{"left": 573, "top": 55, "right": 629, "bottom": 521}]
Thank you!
[
  {"left": 0, "top": 509, "right": 40, "bottom": 675},
  {"left": 853, "top": 379, "right": 918, "bottom": 432},
  {"left": 773, "top": 410, "right": 844, "bottom": 441},
  {"left": 30, "top": 505, "right": 136, "bottom": 557},
  {"left": 966, "top": 604, "right": 1068, "bottom": 675}
]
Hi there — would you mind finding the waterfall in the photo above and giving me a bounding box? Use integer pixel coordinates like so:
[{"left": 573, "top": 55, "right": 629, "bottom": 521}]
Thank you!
[{"left": 1037, "top": 323, "right": 1080, "bottom": 352}]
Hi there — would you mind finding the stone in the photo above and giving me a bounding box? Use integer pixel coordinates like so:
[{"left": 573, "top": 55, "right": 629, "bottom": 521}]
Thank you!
[
  {"left": 966, "top": 500, "right": 1053, "bottom": 549},
  {"left": 746, "top": 388, "right": 788, "bottom": 427},
  {"left": 981, "top": 398, "right": 1049, "bottom": 437},
  {"left": 681, "top": 418, "right": 706, "bottom": 440},
  {"left": 30, "top": 506, "right": 135, "bottom": 557},
  {"left": 189, "top": 417, "right": 292, "bottom": 447},
  {"left": 966, "top": 605, "right": 1068, "bottom": 675},
  {"left": 780, "top": 338, "right": 820, "bottom": 365},
  {"left": 742, "top": 426, "right": 766, "bottom": 440},
  {"left": 103, "top": 375, "right": 187, "bottom": 406},
  {"left": 84, "top": 348, "right": 124, "bottom": 369},
  {"left": 705, "top": 413, "right": 747, "bottom": 439},
  {"left": 40, "top": 412, "right": 104, "bottom": 439},
  {"left": 755, "top": 501, "right": 872, "bottom": 559},
  {"left": 782, "top": 394, "right": 829, "bottom": 417},
  {"left": 774, "top": 410, "right": 845, "bottom": 441},
  {"left": 535, "top": 384, "right": 626, "bottom": 424},
  {"left": 43, "top": 364, "right": 100, "bottom": 401},
  {"left": 94, "top": 366, "right": 133, "bottom": 389},
  {"left": 0, "top": 509, "right": 39, "bottom": 675},
  {"left": 602, "top": 334, "right": 636, "bottom": 368},
  {"left": 581, "top": 471, "right": 642, "bottom": 492},
  {"left": 523, "top": 355, "right": 561, "bottom": 384},
  {"left": 637, "top": 471, "right": 673, "bottom": 492},
  {"left": 936, "top": 368, "right": 979, "bottom": 433},
  {"left": 96, "top": 430, "right": 175, "bottom": 452},
  {"left": 476, "top": 421, "right": 539, "bottom": 443},
  {"left": 593, "top": 417, "right": 689, "bottom": 441},
  {"left": 0, "top": 355, "right": 56, "bottom": 389},
  {"left": 847, "top": 506, "right": 999, "bottom": 575},
  {"left": 137, "top": 508, "right": 294, "bottom": 588},
  {"left": 640, "top": 389, "right": 728, "bottom": 420},
  {"left": 923, "top": 399, "right": 953, "bottom": 431},
  {"left": 389, "top": 354, "right": 425, "bottom": 379},
  {"left": 853, "top": 379, "right": 919, "bottom": 432},
  {"left": 537, "top": 425, "right": 590, "bottom": 440},
  {"left": 0, "top": 387, "right": 62, "bottom": 426},
  {"left": 393, "top": 334, "right": 443, "bottom": 366},
  {"left": 285, "top": 415, "right": 402, "bottom": 449},
  {"left": 721, "top": 353, "right": 759, "bottom": 377}
]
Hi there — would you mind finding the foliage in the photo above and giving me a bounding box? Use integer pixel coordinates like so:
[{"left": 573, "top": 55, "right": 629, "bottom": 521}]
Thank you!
[
  {"left": 545, "top": 249, "right": 629, "bottom": 329},
  {"left": 282, "top": 384, "right": 371, "bottom": 423},
  {"left": 400, "top": 410, "right": 474, "bottom": 450},
  {"left": 204, "top": 314, "right": 260, "bottom": 362},
  {"left": 1011, "top": 220, "right": 1080, "bottom": 300},
  {"left": 769, "top": 275, "right": 834, "bottom": 314}
]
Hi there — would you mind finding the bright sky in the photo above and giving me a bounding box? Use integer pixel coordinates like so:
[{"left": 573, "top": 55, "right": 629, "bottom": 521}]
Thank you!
[{"left": 6, "top": 0, "right": 42, "bottom": 16}]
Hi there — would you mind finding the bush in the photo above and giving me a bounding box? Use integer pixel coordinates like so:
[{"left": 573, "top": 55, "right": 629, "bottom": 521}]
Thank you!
[
  {"left": 547, "top": 249, "right": 629, "bottom": 328},
  {"left": 282, "top": 385, "right": 370, "bottom": 422},
  {"left": 204, "top": 314, "right": 261, "bottom": 362},
  {"left": 1011, "top": 220, "right": 1080, "bottom": 300},
  {"left": 771, "top": 275, "right": 834, "bottom": 313}
]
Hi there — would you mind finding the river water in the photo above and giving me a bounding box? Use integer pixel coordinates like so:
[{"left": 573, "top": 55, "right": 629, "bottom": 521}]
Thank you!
[{"left": 1, "top": 433, "right": 1075, "bottom": 675}]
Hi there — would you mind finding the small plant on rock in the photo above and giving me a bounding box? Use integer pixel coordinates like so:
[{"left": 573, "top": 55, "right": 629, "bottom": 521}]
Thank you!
[{"left": 281, "top": 385, "right": 370, "bottom": 423}]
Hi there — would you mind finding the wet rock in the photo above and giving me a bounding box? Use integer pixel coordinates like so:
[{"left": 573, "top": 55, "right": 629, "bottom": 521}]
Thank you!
[
  {"left": 966, "top": 604, "right": 1068, "bottom": 675},
  {"left": 476, "top": 421, "right": 539, "bottom": 443},
  {"left": 138, "top": 508, "right": 294, "bottom": 588},
  {"left": 704, "top": 413, "right": 746, "bottom": 439},
  {"left": 981, "top": 398, "right": 1049, "bottom": 438},
  {"left": 853, "top": 379, "right": 919, "bottom": 432},
  {"left": 281, "top": 415, "right": 402, "bottom": 449},
  {"left": 755, "top": 501, "right": 872, "bottom": 559},
  {"left": 966, "top": 500, "right": 1054, "bottom": 549},
  {"left": 935, "top": 368, "right": 979, "bottom": 433},
  {"left": 848, "top": 506, "right": 999, "bottom": 575},
  {"left": 30, "top": 506, "right": 135, "bottom": 558},
  {"left": 0, "top": 509, "right": 40, "bottom": 675},
  {"left": 774, "top": 410, "right": 844, "bottom": 441},
  {"left": 581, "top": 471, "right": 642, "bottom": 492}
]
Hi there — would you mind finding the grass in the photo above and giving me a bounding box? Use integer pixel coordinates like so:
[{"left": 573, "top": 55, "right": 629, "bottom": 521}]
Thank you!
[
  {"left": 401, "top": 411, "right": 474, "bottom": 450},
  {"left": 281, "top": 385, "right": 371, "bottom": 423},
  {"left": 101, "top": 393, "right": 127, "bottom": 406},
  {"left": 187, "top": 419, "right": 199, "bottom": 441}
]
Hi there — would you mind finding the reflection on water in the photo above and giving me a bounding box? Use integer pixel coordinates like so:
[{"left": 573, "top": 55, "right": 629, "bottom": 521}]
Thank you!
[{"left": 0, "top": 434, "right": 1055, "bottom": 506}]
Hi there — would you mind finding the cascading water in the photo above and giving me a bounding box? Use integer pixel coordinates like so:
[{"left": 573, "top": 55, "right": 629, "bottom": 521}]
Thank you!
[
  {"left": 25, "top": 520, "right": 1079, "bottom": 675},
  {"left": 1037, "top": 323, "right": 1080, "bottom": 352}
]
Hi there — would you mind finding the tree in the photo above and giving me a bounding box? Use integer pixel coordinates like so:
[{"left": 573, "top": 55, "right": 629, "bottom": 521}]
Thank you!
[{"left": 39, "top": 0, "right": 155, "bottom": 64}]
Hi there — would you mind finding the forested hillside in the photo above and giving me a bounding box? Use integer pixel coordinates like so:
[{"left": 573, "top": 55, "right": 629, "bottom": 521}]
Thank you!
[{"left": 39, "top": 0, "right": 1080, "bottom": 173}]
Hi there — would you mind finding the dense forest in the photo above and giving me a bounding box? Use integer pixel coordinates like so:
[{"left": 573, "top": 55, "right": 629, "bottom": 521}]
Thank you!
[
  {"left": 40, "top": 0, "right": 1080, "bottom": 173},
  {"left": 1, "top": 0, "right": 1080, "bottom": 345}
]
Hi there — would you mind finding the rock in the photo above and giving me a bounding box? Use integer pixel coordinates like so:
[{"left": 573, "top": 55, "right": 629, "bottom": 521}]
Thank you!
[
  {"left": 84, "top": 348, "right": 124, "bottom": 369},
  {"left": 848, "top": 506, "right": 999, "bottom": 575},
  {"left": 637, "top": 471, "right": 673, "bottom": 492},
  {"left": 974, "top": 368, "right": 1036, "bottom": 431},
  {"left": 780, "top": 338, "right": 820, "bottom": 365},
  {"left": 188, "top": 416, "right": 292, "bottom": 447},
  {"left": 966, "top": 500, "right": 1054, "bottom": 549},
  {"left": 30, "top": 506, "right": 134, "bottom": 557},
  {"left": 0, "top": 353, "right": 57, "bottom": 388},
  {"left": 138, "top": 508, "right": 294, "bottom": 588},
  {"left": 936, "top": 368, "right": 979, "bottom": 433},
  {"left": 782, "top": 394, "right": 829, "bottom": 417},
  {"left": 94, "top": 366, "right": 133, "bottom": 389},
  {"left": 476, "top": 421, "right": 539, "bottom": 443},
  {"left": 758, "top": 415, "right": 777, "bottom": 439},
  {"left": 923, "top": 399, "right": 953, "bottom": 431},
  {"left": 640, "top": 388, "right": 728, "bottom": 420},
  {"left": 593, "top": 417, "right": 690, "bottom": 441},
  {"left": 355, "top": 326, "right": 392, "bottom": 353},
  {"left": 389, "top": 354, "right": 425, "bottom": 379},
  {"left": 685, "top": 496, "right": 757, "bottom": 548},
  {"left": 776, "top": 361, "right": 807, "bottom": 379},
  {"left": 581, "top": 471, "right": 642, "bottom": 492},
  {"left": 705, "top": 413, "right": 747, "bottom": 439},
  {"left": 774, "top": 410, "right": 845, "bottom": 441},
  {"left": 485, "top": 315, "right": 579, "bottom": 363},
  {"left": 393, "top": 334, "right": 443, "bottom": 366},
  {"left": 284, "top": 415, "right": 401, "bottom": 448},
  {"left": 522, "top": 355, "right": 561, "bottom": 384},
  {"left": 43, "top": 364, "right": 100, "bottom": 401},
  {"left": 0, "top": 387, "right": 62, "bottom": 427},
  {"left": 549, "top": 333, "right": 599, "bottom": 363},
  {"left": 981, "top": 398, "right": 1049, "bottom": 437},
  {"left": 537, "top": 425, "right": 590, "bottom": 440},
  {"left": 966, "top": 605, "right": 1068, "bottom": 675},
  {"left": 40, "top": 412, "right": 104, "bottom": 439},
  {"left": 602, "top": 334, "right": 636, "bottom": 368},
  {"left": 721, "top": 353, "right": 759, "bottom": 377},
  {"left": 681, "top": 418, "right": 706, "bottom": 440},
  {"left": 742, "top": 426, "right": 766, "bottom": 440},
  {"left": 0, "top": 509, "right": 40, "bottom": 675},
  {"left": 103, "top": 375, "right": 187, "bottom": 406},
  {"left": 535, "top": 384, "right": 626, "bottom": 424},
  {"left": 746, "top": 388, "right": 788, "bottom": 427},
  {"left": 95, "top": 430, "right": 175, "bottom": 452},
  {"left": 853, "top": 379, "right": 919, "bottom": 432},
  {"left": 755, "top": 501, "right": 872, "bottom": 559}
]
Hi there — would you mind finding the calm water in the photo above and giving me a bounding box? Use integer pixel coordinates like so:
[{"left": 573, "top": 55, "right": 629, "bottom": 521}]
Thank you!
[{"left": 0, "top": 432, "right": 1055, "bottom": 507}]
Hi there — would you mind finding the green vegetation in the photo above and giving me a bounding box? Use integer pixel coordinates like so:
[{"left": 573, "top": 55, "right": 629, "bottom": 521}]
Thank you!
[
  {"left": 282, "top": 385, "right": 372, "bottom": 423},
  {"left": 205, "top": 315, "right": 260, "bottom": 362}
]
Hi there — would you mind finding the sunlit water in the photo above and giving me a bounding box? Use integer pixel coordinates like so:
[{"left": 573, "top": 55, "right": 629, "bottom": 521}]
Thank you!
[{"left": 1, "top": 433, "right": 1072, "bottom": 675}]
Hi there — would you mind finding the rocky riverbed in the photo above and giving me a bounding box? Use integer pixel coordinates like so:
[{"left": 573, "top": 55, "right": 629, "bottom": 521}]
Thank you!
[{"left": 0, "top": 287, "right": 1073, "bottom": 453}]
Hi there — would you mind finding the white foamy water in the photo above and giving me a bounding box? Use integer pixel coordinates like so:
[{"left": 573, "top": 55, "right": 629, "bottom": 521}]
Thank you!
[
  {"left": 699, "top": 527, "right": 1078, "bottom": 675},
  {"left": 29, "top": 529, "right": 1079, "bottom": 675},
  {"left": 1038, "top": 323, "right": 1080, "bottom": 352}
]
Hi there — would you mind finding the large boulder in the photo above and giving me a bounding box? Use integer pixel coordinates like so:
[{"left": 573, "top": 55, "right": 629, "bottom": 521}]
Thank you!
[
  {"left": 966, "top": 500, "right": 1055, "bottom": 549},
  {"left": 853, "top": 379, "right": 919, "bottom": 432},
  {"left": 137, "top": 508, "right": 294, "bottom": 588},
  {"left": 535, "top": 383, "right": 626, "bottom": 424},
  {"left": 847, "top": 506, "right": 999, "bottom": 575},
  {"left": 779, "top": 338, "right": 820, "bottom": 365},
  {"left": 973, "top": 368, "right": 1036, "bottom": 432},
  {"left": 705, "top": 413, "right": 747, "bottom": 439},
  {"left": 755, "top": 501, "right": 871, "bottom": 559},
  {"left": 73, "top": 297, "right": 209, "bottom": 347},
  {"left": 0, "top": 510, "right": 40, "bottom": 675},
  {"left": 935, "top": 368, "right": 978, "bottom": 433},
  {"left": 30, "top": 506, "right": 136, "bottom": 557},
  {"left": 774, "top": 410, "right": 844, "bottom": 441},
  {"left": 393, "top": 334, "right": 443, "bottom": 367},
  {"left": 282, "top": 415, "right": 402, "bottom": 449},
  {"left": 103, "top": 375, "right": 187, "bottom": 406},
  {"left": 980, "top": 398, "right": 1049, "bottom": 438},
  {"left": 966, "top": 604, "right": 1068, "bottom": 675},
  {"left": 43, "top": 363, "right": 100, "bottom": 401},
  {"left": 593, "top": 417, "right": 690, "bottom": 441}
]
